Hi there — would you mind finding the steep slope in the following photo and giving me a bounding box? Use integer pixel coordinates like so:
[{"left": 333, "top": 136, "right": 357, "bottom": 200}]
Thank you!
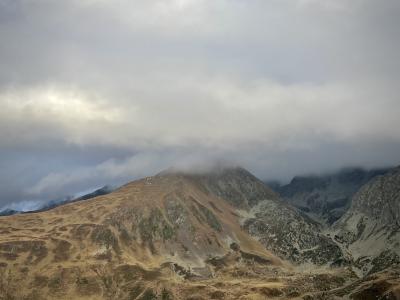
[
  {"left": 332, "top": 166, "right": 400, "bottom": 275},
  {"left": 0, "top": 171, "right": 289, "bottom": 299},
  {"left": 179, "top": 167, "right": 345, "bottom": 266},
  {"left": 270, "top": 167, "right": 389, "bottom": 225}
]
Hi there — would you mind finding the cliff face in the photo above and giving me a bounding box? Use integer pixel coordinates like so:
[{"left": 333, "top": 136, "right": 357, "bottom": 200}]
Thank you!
[{"left": 332, "top": 166, "right": 400, "bottom": 275}]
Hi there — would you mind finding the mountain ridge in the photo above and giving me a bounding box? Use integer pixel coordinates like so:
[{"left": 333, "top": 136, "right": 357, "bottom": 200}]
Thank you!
[
  {"left": 0, "top": 186, "right": 114, "bottom": 217},
  {"left": 268, "top": 167, "right": 390, "bottom": 225},
  {"left": 0, "top": 166, "right": 398, "bottom": 299}
]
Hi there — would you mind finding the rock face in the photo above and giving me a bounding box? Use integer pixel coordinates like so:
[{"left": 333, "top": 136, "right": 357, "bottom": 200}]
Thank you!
[
  {"left": 243, "top": 201, "right": 344, "bottom": 265},
  {"left": 332, "top": 166, "right": 400, "bottom": 275},
  {"left": 184, "top": 168, "right": 344, "bottom": 265},
  {"left": 270, "top": 167, "right": 389, "bottom": 225}
]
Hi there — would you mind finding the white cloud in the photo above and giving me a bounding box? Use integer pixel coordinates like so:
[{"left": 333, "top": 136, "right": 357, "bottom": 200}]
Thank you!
[
  {"left": 2, "top": 78, "right": 398, "bottom": 152},
  {"left": 0, "top": 0, "right": 399, "bottom": 206}
]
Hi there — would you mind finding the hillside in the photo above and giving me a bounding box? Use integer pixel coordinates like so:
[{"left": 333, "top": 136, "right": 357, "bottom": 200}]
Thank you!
[
  {"left": 0, "top": 167, "right": 398, "bottom": 299},
  {"left": 0, "top": 172, "right": 286, "bottom": 299}
]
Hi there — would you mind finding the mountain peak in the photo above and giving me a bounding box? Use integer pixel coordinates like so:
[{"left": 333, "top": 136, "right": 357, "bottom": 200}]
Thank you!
[{"left": 156, "top": 165, "right": 279, "bottom": 209}]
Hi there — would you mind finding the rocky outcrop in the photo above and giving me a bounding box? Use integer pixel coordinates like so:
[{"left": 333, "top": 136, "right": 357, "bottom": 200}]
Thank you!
[
  {"left": 183, "top": 167, "right": 345, "bottom": 266},
  {"left": 243, "top": 200, "right": 344, "bottom": 265},
  {"left": 332, "top": 166, "right": 400, "bottom": 275},
  {"left": 177, "top": 166, "right": 280, "bottom": 209}
]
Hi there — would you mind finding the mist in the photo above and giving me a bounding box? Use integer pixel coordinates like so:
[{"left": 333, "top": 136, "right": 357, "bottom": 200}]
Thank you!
[{"left": 0, "top": 0, "right": 400, "bottom": 208}]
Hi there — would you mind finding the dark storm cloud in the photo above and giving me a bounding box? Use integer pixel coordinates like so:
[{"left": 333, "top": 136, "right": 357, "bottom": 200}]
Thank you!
[{"left": 0, "top": 0, "right": 399, "bottom": 208}]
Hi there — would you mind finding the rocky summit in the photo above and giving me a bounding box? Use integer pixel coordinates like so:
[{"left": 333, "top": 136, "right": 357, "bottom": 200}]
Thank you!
[
  {"left": 0, "top": 167, "right": 399, "bottom": 299},
  {"left": 271, "top": 168, "right": 389, "bottom": 225}
]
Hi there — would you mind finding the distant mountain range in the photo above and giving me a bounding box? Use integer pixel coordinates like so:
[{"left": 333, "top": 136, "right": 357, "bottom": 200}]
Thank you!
[
  {"left": 266, "top": 167, "right": 389, "bottom": 225},
  {"left": 266, "top": 165, "right": 400, "bottom": 278},
  {"left": 0, "top": 185, "right": 114, "bottom": 216}
]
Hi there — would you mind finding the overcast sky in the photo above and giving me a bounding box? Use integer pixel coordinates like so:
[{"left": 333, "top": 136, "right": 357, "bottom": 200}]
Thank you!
[{"left": 0, "top": 0, "right": 400, "bottom": 209}]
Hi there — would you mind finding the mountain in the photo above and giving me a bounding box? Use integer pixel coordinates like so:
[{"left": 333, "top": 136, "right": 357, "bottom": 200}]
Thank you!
[
  {"left": 35, "top": 196, "right": 74, "bottom": 212},
  {"left": 74, "top": 185, "right": 114, "bottom": 201},
  {"left": 269, "top": 167, "right": 389, "bottom": 225},
  {"left": 183, "top": 167, "right": 344, "bottom": 266},
  {"left": 0, "top": 209, "right": 20, "bottom": 217},
  {"left": 0, "top": 167, "right": 398, "bottom": 299},
  {"left": 331, "top": 166, "right": 400, "bottom": 275},
  {"left": 0, "top": 170, "right": 286, "bottom": 299},
  {"left": 0, "top": 186, "right": 114, "bottom": 216},
  {"left": 36, "top": 185, "right": 115, "bottom": 212}
]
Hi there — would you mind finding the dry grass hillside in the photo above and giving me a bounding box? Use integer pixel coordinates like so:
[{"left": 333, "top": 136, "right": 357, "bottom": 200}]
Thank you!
[{"left": 0, "top": 170, "right": 398, "bottom": 299}]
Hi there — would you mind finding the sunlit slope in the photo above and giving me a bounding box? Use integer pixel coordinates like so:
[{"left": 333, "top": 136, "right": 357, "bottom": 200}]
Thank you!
[{"left": 0, "top": 171, "right": 285, "bottom": 299}]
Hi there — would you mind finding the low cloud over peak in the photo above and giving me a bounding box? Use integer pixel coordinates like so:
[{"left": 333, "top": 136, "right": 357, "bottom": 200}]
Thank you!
[{"left": 0, "top": 0, "right": 399, "bottom": 207}]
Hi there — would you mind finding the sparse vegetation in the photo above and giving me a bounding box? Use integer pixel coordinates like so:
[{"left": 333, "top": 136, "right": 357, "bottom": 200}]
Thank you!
[
  {"left": 91, "top": 264, "right": 123, "bottom": 300},
  {"left": 91, "top": 226, "right": 118, "bottom": 250},
  {"left": 161, "top": 288, "right": 173, "bottom": 300},
  {"left": 0, "top": 269, "right": 19, "bottom": 300},
  {"left": 0, "top": 241, "right": 47, "bottom": 264},
  {"left": 119, "top": 227, "right": 132, "bottom": 245},
  {"left": 52, "top": 239, "right": 71, "bottom": 262},
  {"left": 47, "top": 275, "right": 63, "bottom": 291},
  {"left": 195, "top": 201, "right": 222, "bottom": 232},
  {"left": 129, "top": 283, "right": 145, "bottom": 299},
  {"left": 161, "top": 224, "right": 174, "bottom": 241},
  {"left": 138, "top": 208, "right": 176, "bottom": 252},
  {"left": 139, "top": 289, "right": 157, "bottom": 300}
]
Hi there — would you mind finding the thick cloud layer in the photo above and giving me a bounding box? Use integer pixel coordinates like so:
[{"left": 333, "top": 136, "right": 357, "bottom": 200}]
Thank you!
[{"left": 0, "top": 0, "right": 399, "bottom": 208}]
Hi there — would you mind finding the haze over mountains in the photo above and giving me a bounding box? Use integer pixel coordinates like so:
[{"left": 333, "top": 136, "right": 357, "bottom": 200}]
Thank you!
[
  {"left": 0, "top": 186, "right": 114, "bottom": 217},
  {"left": 1, "top": 0, "right": 400, "bottom": 299},
  {"left": 1, "top": 0, "right": 400, "bottom": 211},
  {"left": 268, "top": 167, "right": 390, "bottom": 225},
  {"left": 0, "top": 165, "right": 398, "bottom": 299}
]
